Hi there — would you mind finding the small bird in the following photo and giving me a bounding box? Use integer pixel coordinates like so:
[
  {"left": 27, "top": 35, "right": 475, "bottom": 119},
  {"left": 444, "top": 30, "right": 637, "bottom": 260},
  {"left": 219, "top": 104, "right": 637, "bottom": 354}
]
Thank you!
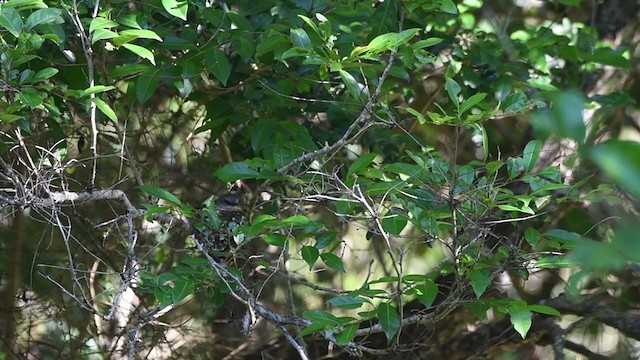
[{"left": 192, "top": 193, "right": 245, "bottom": 255}]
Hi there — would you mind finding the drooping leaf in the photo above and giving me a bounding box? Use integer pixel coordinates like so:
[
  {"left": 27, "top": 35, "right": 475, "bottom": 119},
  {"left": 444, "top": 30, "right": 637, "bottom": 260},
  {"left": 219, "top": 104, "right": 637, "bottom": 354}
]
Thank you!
[
  {"left": 122, "top": 43, "right": 156, "bottom": 65},
  {"left": 507, "top": 301, "right": 532, "bottom": 338},
  {"left": 377, "top": 302, "right": 401, "bottom": 343},
  {"left": 91, "top": 98, "right": 118, "bottom": 122},
  {"left": 136, "top": 69, "right": 163, "bottom": 104},
  {"left": 522, "top": 140, "right": 542, "bottom": 173},
  {"left": 207, "top": 48, "right": 231, "bottom": 86},
  {"left": 445, "top": 77, "right": 461, "bottom": 108},
  {"left": 301, "top": 246, "right": 319, "bottom": 269},
  {"left": 468, "top": 268, "right": 490, "bottom": 298},
  {"left": 139, "top": 185, "right": 184, "bottom": 207},
  {"left": 162, "top": 0, "right": 188, "bottom": 20},
  {"left": 290, "top": 28, "right": 311, "bottom": 49}
]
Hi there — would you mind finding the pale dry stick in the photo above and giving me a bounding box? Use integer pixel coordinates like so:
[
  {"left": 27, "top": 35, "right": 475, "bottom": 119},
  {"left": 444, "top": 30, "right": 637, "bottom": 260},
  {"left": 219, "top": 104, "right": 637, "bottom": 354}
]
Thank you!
[{"left": 67, "top": 0, "right": 99, "bottom": 187}]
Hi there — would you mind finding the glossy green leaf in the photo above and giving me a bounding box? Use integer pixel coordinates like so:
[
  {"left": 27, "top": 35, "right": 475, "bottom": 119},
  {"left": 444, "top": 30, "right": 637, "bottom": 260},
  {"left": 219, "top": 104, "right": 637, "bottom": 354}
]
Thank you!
[
  {"left": 445, "top": 77, "right": 461, "bottom": 108},
  {"left": 335, "top": 323, "right": 359, "bottom": 345},
  {"left": 440, "top": 0, "right": 458, "bottom": 14},
  {"left": 301, "top": 246, "right": 319, "bottom": 269},
  {"left": 327, "top": 296, "right": 364, "bottom": 310},
  {"left": 136, "top": 69, "right": 163, "bottom": 104},
  {"left": 91, "top": 28, "right": 118, "bottom": 44},
  {"left": 415, "top": 279, "right": 438, "bottom": 307},
  {"left": 32, "top": 67, "right": 58, "bottom": 81},
  {"left": 468, "top": 268, "right": 490, "bottom": 298},
  {"left": 82, "top": 85, "right": 115, "bottom": 98},
  {"left": 25, "top": 8, "right": 64, "bottom": 29},
  {"left": 122, "top": 43, "right": 156, "bottom": 65},
  {"left": 524, "top": 228, "right": 541, "bottom": 248},
  {"left": 91, "top": 98, "right": 118, "bottom": 122},
  {"left": 162, "top": 0, "right": 188, "bottom": 20},
  {"left": 139, "top": 185, "right": 183, "bottom": 206},
  {"left": 522, "top": 140, "right": 542, "bottom": 173},
  {"left": 119, "top": 29, "right": 163, "bottom": 42},
  {"left": 377, "top": 302, "right": 400, "bottom": 343},
  {"left": 528, "top": 304, "right": 560, "bottom": 316},
  {"left": 339, "top": 70, "right": 362, "bottom": 99},
  {"left": 214, "top": 162, "right": 259, "bottom": 182},
  {"left": 262, "top": 233, "right": 287, "bottom": 247},
  {"left": 17, "top": 88, "right": 42, "bottom": 108},
  {"left": 207, "top": 48, "right": 231, "bottom": 86},
  {"left": 320, "top": 253, "right": 345, "bottom": 272},
  {"left": 459, "top": 93, "right": 487, "bottom": 114},
  {"left": 347, "top": 153, "right": 377, "bottom": 178},
  {"left": 290, "top": 28, "right": 311, "bottom": 49},
  {"left": 0, "top": 7, "right": 23, "bottom": 37},
  {"left": 89, "top": 17, "right": 119, "bottom": 33},
  {"left": 507, "top": 301, "right": 532, "bottom": 338}
]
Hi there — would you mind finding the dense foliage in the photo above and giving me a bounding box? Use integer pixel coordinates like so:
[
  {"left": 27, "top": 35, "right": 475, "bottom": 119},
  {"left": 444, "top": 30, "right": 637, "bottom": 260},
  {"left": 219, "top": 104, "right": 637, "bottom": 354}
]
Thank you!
[{"left": 1, "top": 0, "right": 639, "bottom": 359}]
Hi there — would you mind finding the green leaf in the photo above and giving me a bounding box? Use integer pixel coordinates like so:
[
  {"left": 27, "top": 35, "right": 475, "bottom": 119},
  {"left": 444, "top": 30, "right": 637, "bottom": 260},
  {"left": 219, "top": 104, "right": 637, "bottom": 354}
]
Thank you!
[
  {"left": 327, "top": 296, "right": 365, "bottom": 310},
  {"left": 25, "top": 8, "right": 64, "bottom": 29},
  {"left": 122, "top": 43, "right": 156, "bottom": 65},
  {"left": 347, "top": 153, "right": 377, "bottom": 178},
  {"left": 528, "top": 304, "right": 561, "bottom": 316},
  {"left": 468, "top": 268, "right": 490, "bottom": 298},
  {"left": 17, "top": 88, "right": 42, "bottom": 108},
  {"left": 89, "top": 17, "right": 119, "bottom": 33},
  {"left": 136, "top": 69, "right": 163, "bottom": 104},
  {"left": 377, "top": 302, "right": 400, "bottom": 343},
  {"left": 405, "top": 107, "right": 428, "bottom": 125},
  {"left": 162, "top": 0, "right": 188, "bottom": 20},
  {"left": 412, "top": 37, "right": 443, "bottom": 49},
  {"left": 338, "top": 70, "right": 363, "bottom": 99},
  {"left": 590, "top": 140, "right": 640, "bottom": 199},
  {"left": 0, "top": 7, "right": 23, "bottom": 37},
  {"left": 119, "top": 29, "right": 163, "bottom": 42},
  {"left": 91, "top": 28, "right": 118, "bottom": 44},
  {"left": 262, "top": 233, "right": 287, "bottom": 247},
  {"left": 139, "top": 185, "right": 183, "bottom": 206},
  {"left": 32, "top": 67, "right": 58, "bottom": 82},
  {"left": 320, "top": 253, "right": 345, "bottom": 272},
  {"left": 445, "top": 77, "right": 461, "bottom": 109},
  {"left": 502, "top": 92, "right": 529, "bottom": 113},
  {"left": 507, "top": 301, "right": 532, "bottom": 338},
  {"left": 381, "top": 211, "right": 407, "bottom": 236},
  {"left": 117, "top": 13, "right": 141, "bottom": 29},
  {"left": 171, "top": 278, "right": 194, "bottom": 304},
  {"left": 214, "top": 162, "right": 259, "bottom": 182},
  {"left": 335, "top": 323, "right": 359, "bottom": 345},
  {"left": 459, "top": 93, "right": 487, "bottom": 114},
  {"left": 290, "top": 28, "right": 311, "bottom": 49},
  {"left": 524, "top": 228, "right": 541, "bottom": 248},
  {"left": 415, "top": 279, "right": 438, "bottom": 307},
  {"left": 207, "top": 48, "right": 231, "bottom": 86},
  {"left": 301, "top": 246, "right": 319, "bottom": 269},
  {"left": 231, "top": 36, "right": 255, "bottom": 62},
  {"left": 82, "top": 85, "right": 115, "bottom": 98},
  {"left": 91, "top": 98, "right": 118, "bottom": 122},
  {"left": 303, "top": 309, "right": 340, "bottom": 324},
  {"left": 440, "top": 0, "right": 458, "bottom": 14},
  {"left": 522, "top": 140, "right": 542, "bottom": 173}
]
